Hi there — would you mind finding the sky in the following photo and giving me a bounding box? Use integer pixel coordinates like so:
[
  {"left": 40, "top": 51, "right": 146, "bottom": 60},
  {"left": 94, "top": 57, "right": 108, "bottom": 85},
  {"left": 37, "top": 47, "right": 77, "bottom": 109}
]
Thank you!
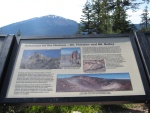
[
  {"left": 61, "top": 48, "right": 80, "bottom": 55},
  {"left": 0, "top": 0, "right": 150, "bottom": 27},
  {"left": 22, "top": 49, "right": 61, "bottom": 58},
  {"left": 57, "top": 73, "right": 130, "bottom": 79},
  {"left": 0, "top": 0, "right": 86, "bottom": 27}
]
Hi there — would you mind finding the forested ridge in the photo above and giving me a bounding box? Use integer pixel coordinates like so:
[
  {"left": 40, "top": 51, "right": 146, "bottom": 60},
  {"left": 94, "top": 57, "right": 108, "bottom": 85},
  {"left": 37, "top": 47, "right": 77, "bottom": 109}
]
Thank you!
[{"left": 78, "top": 0, "right": 150, "bottom": 34}]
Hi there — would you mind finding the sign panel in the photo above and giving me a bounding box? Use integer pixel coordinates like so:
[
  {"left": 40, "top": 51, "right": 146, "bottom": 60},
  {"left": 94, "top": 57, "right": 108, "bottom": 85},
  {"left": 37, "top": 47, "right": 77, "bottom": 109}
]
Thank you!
[{"left": 6, "top": 36, "right": 145, "bottom": 98}]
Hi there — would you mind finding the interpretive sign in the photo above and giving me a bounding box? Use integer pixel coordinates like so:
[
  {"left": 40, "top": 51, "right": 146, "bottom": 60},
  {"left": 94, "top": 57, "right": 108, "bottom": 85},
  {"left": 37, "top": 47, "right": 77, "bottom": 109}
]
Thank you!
[{"left": 1, "top": 34, "right": 149, "bottom": 104}]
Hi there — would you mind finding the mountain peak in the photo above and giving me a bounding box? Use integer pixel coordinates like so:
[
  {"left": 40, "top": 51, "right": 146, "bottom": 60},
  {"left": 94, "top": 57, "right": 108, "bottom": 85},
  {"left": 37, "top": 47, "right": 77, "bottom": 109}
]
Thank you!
[
  {"left": 31, "top": 52, "right": 50, "bottom": 60},
  {"left": 1, "top": 14, "right": 78, "bottom": 36},
  {"left": 46, "top": 15, "right": 63, "bottom": 19},
  {"left": 20, "top": 52, "right": 60, "bottom": 69},
  {"left": 33, "top": 52, "right": 41, "bottom": 57}
]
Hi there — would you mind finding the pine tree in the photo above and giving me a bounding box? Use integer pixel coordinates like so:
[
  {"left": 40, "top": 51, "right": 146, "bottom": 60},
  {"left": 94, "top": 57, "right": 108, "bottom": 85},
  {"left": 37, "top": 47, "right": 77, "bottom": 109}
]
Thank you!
[
  {"left": 112, "top": 0, "right": 133, "bottom": 33},
  {"left": 17, "top": 29, "right": 21, "bottom": 36},
  {"left": 99, "top": 0, "right": 112, "bottom": 34},
  {"left": 79, "top": 0, "right": 138, "bottom": 34},
  {"left": 79, "top": 0, "right": 93, "bottom": 34},
  {"left": 0, "top": 28, "right": 3, "bottom": 34},
  {"left": 91, "top": 0, "right": 103, "bottom": 34},
  {"left": 88, "top": 0, "right": 113, "bottom": 34},
  {"left": 113, "top": 0, "right": 140, "bottom": 11},
  {"left": 140, "top": 5, "right": 150, "bottom": 31},
  {"left": 142, "top": 0, "right": 150, "bottom": 4}
]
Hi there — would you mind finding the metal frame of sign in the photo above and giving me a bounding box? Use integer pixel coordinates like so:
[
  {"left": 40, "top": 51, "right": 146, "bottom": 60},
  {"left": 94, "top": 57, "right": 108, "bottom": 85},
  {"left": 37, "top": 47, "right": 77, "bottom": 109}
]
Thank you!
[
  {"left": 0, "top": 35, "right": 15, "bottom": 94},
  {"left": 135, "top": 32, "right": 150, "bottom": 90},
  {"left": 0, "top": 34, "right": 150, "bottom": 105}
]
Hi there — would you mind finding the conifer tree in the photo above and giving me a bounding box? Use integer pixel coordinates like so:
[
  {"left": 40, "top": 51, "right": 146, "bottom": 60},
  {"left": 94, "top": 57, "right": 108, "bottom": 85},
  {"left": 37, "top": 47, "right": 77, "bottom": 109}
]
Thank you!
[
  {"left": 89, "top": 0, "right": 113, "bottom": 34},
  {"left": 142, "top": 0, "right": 150, "bottom": 4},
  {"left": 80, "top": 0, "right": 93, "bottom": 34},
  {"left": 17, "top": 29, "right": 21, "bottom": 36},
  {"left": 99, "top": 0, "right": 112, "bottom": 34},
  {"left": 79, "top": 0, "right": 138, "bottom": 34},
  {"left": 91, "top": 0, "right": 103, "bottom": 34},
  {"left": 140, "top": 5, "right": 150, "bottom": 31},
  {"left": 112, "top": 0, "right": 132, "bottom": 33},
  {"left": 0, "top": 28, "right": 3, "bottom": 34}
]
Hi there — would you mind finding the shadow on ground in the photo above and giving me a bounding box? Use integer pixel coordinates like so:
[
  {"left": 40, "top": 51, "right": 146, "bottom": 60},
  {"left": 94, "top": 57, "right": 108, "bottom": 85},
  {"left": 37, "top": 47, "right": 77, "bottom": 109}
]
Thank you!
[{"left": 101, "top": 104, "right": 148, "bottom": 113}]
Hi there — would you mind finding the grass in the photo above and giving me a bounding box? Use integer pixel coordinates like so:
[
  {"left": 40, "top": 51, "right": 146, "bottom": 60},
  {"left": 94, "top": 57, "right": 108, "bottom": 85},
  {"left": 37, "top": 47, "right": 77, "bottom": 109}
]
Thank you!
[{"left": 0, "top": 104, "right": 148, "bottom": 113}]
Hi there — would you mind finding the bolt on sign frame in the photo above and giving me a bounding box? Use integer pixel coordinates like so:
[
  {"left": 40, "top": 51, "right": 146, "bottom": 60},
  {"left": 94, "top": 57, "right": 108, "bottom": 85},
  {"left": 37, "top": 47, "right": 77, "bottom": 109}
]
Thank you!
[{"left": 0, "top": 34, "right": 150, "bottom": 105}]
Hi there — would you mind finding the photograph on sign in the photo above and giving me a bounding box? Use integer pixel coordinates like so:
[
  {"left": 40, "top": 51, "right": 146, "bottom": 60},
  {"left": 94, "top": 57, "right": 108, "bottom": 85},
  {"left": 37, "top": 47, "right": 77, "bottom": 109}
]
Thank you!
[
  {"left": 56, "top": 73, "right": 132, "bottom": 92},
  {"left": 60, "top": 47, "right": 81, "bottom": 68},
  {"left": 6, "top": 37, "right": 145, "bottom": 98},
  {"left": 20, "top": 49, "right": 61, "bottom": 69},
  {"left": 83, "top": 60, "right": 106, "bottom": 72}
]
